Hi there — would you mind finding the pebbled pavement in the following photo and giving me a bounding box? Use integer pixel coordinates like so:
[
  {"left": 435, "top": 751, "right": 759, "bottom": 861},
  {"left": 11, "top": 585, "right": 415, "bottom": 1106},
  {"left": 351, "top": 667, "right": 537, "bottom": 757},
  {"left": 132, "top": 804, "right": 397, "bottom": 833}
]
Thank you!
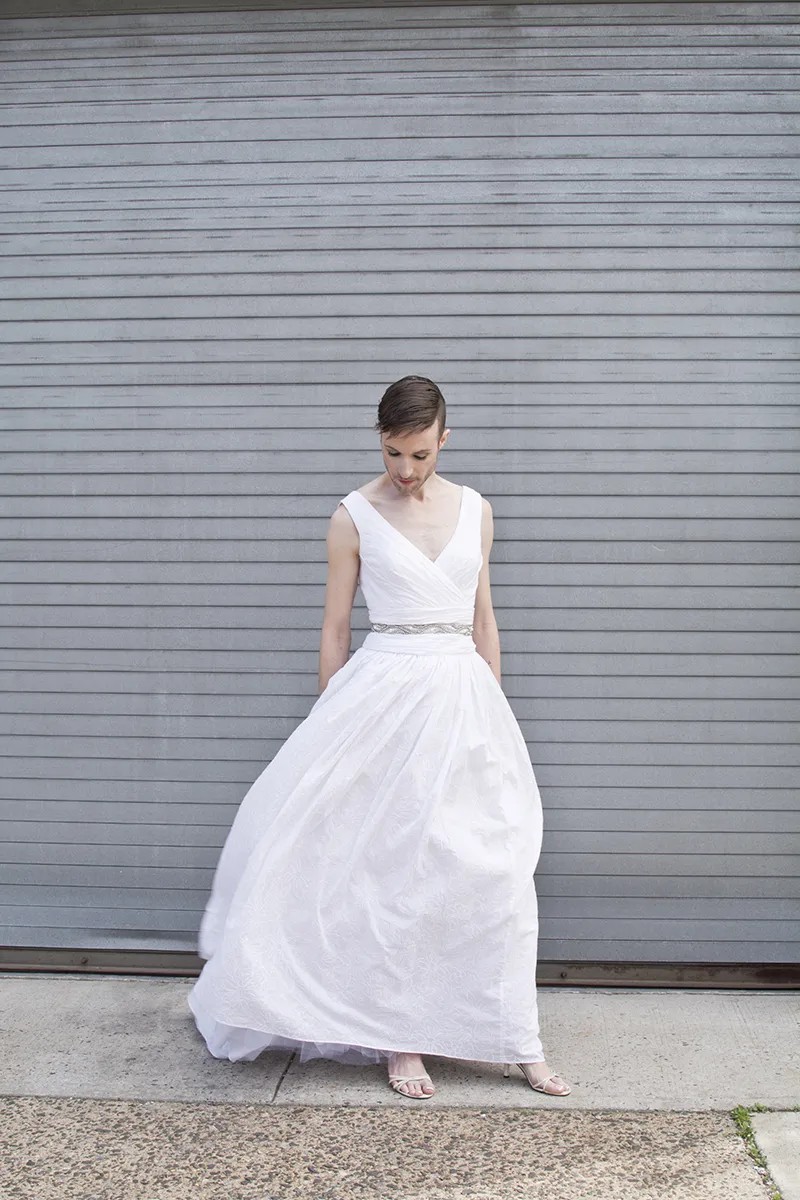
[{"left": 0, "top": 1096, "right": 773, "bottom": 1200}]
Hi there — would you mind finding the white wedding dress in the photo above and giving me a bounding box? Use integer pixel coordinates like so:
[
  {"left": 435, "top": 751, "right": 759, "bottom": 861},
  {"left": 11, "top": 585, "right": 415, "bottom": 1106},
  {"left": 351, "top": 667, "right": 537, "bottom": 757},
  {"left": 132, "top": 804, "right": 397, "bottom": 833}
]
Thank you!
[{"left": 188, "top": 483, "right": 546, "bottom": 1066}]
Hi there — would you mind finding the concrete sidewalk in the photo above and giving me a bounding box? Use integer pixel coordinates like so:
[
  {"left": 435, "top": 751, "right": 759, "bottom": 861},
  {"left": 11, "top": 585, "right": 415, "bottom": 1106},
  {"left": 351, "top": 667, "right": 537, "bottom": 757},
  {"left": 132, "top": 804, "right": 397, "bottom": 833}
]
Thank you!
[{"left": 1, "top": 973, "right": 798, "bottom": 1199}]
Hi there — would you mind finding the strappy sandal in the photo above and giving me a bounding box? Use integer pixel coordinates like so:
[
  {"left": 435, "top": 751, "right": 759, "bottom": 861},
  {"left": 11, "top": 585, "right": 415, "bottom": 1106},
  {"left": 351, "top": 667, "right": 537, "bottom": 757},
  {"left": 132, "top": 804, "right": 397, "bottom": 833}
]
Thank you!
[
  {"left": 503, "top": 1062, "right": 571, "bottom": 1096},
  {"left": 388, "top": 1072, "right": 435, "bottom": 1099}
]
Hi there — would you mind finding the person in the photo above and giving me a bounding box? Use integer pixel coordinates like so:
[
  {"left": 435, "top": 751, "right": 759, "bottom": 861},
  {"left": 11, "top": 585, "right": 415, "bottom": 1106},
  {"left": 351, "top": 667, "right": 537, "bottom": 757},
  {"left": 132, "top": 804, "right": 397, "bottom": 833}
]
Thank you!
[{"left": 187, "top": 375, "right": 571, "bottom": 1101}]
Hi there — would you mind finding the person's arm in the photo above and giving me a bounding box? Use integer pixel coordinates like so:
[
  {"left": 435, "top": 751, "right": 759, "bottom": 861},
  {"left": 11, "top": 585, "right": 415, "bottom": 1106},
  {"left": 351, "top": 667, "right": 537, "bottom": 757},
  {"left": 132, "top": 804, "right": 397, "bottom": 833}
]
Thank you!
[
  {"left": 472, "top": 497, "right": 502, "bottom": 684},
  {"left": 318, "top": 504, "right": 360, "bottom": 693}
]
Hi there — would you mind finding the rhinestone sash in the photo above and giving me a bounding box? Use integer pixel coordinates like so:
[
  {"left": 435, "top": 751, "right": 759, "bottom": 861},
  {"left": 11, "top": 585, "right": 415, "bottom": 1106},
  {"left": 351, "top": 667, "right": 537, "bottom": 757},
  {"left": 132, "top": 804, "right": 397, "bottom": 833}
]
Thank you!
[{"left": 370, "top": 621, "right": 474, "bottom": 637}]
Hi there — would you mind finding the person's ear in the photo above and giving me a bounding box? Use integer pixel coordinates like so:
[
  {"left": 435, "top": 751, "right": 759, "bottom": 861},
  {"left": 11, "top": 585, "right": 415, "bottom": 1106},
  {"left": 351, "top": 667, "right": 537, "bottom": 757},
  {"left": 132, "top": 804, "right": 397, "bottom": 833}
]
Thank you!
[{"left": 438, "top": 427, "right": 450, "bottom": 449}]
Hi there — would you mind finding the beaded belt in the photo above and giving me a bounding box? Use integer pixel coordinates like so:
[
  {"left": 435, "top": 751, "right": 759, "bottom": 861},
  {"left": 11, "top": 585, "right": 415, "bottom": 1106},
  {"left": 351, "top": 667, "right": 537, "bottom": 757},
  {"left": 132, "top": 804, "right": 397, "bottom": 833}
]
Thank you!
[{"left": 370, "top": 621, "right": 473, "bottom": 637}]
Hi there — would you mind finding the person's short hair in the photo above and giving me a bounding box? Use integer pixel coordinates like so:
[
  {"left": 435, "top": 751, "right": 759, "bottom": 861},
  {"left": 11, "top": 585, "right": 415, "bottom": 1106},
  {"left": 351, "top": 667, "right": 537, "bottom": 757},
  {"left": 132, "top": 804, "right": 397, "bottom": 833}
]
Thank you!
[{"left": 374, "top": 375, "right": 446, "bottom": 438}]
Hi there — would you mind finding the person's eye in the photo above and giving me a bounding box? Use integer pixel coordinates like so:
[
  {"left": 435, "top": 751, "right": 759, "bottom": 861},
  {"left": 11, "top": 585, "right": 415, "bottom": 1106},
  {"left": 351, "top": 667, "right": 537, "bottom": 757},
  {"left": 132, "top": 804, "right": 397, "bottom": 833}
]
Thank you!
[{"left": 414, "top": 454, "right": 428, "bottom": 460}]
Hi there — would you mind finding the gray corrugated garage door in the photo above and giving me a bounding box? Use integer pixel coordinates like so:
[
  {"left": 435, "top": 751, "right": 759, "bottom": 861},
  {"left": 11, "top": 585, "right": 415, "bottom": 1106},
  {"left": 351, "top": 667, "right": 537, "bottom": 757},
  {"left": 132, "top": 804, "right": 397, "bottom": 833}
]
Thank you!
[{"left": 1, "top": 1, "right": 798, "bottom": 968}]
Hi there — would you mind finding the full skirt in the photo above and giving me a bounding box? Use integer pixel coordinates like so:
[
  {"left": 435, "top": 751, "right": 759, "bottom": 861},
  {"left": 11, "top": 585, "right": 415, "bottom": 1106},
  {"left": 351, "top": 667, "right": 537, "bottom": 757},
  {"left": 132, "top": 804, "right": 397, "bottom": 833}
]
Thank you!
[{"left": 187, "top": 633, "right": 545, "bottom": 1066}]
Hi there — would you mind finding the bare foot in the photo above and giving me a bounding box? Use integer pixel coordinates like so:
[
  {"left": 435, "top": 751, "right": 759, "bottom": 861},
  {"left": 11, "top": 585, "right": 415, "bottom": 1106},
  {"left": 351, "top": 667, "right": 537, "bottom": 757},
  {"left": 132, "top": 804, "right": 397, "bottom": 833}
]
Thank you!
[{"left": 387, "top": 1051, "right": 435, "bottom": 1098}]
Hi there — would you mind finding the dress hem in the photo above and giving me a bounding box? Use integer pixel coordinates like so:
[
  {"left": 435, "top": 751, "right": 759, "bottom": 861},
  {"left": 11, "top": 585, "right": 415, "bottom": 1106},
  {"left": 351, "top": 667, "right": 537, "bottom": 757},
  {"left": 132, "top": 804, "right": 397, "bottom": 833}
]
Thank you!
[{"left": 188, "top": 988, "right": 545, "bottom": 1067}]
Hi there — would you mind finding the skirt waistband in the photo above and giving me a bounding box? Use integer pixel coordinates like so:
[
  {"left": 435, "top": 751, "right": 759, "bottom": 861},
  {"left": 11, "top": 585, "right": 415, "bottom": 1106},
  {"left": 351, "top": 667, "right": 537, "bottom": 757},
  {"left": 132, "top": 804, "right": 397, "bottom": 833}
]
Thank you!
[{"left": 362, "top": 629, "right": 476, "bottom": 657}]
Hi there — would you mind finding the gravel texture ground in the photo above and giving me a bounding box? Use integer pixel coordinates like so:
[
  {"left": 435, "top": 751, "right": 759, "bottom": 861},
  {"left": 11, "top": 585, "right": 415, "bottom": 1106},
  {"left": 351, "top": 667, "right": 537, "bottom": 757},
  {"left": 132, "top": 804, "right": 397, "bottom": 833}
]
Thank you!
[{"left": 0, "top": 1095, "right": 771, "bottom": 1200}]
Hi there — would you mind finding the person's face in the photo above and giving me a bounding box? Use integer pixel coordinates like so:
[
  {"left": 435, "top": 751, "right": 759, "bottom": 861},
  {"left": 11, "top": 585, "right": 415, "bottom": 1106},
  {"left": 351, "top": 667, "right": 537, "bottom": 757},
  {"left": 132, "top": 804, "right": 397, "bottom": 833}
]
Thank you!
[{"left": 380, "top": 422, "right": 450, "bottom": 495}]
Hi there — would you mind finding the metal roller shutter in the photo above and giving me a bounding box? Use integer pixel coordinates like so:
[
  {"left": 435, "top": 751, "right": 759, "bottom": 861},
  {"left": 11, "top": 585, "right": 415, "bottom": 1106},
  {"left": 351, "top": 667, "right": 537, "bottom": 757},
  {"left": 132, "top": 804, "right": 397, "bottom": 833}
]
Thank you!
[{"left": 1, "top": 1, "right": 798, "bottom": 970}]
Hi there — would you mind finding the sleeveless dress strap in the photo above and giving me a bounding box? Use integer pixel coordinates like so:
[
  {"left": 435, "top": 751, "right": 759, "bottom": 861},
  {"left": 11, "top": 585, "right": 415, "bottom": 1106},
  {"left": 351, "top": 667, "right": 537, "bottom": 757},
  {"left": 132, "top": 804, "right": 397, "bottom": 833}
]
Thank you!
[
  {"left": 463, "top": 485, "right": 484, "bottom": 543},
  {"left": 338, "top": 491, "right": 367, "bottom": 532}
]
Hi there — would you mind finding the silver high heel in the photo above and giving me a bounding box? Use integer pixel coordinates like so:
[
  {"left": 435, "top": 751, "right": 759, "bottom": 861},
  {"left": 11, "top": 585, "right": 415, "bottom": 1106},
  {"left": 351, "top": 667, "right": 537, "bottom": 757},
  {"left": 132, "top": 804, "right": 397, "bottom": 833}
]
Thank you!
[{"left": 503, "top": 1062, "right": 571, "bottom": 1095}]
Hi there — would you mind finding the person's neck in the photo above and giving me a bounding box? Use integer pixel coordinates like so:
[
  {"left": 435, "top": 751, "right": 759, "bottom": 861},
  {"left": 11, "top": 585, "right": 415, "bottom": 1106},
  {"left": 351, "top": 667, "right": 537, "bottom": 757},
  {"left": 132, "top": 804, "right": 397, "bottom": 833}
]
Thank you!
[{"left": 385, "top": 471, "right": 441, "bottom": 504}]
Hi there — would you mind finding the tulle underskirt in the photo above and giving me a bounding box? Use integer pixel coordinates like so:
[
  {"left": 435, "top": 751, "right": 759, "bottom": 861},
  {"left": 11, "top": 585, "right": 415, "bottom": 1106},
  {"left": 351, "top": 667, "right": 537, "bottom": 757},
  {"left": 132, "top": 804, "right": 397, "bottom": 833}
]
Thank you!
[{"left": 187, "top": 995, "right": 390, "bottom": 1064}]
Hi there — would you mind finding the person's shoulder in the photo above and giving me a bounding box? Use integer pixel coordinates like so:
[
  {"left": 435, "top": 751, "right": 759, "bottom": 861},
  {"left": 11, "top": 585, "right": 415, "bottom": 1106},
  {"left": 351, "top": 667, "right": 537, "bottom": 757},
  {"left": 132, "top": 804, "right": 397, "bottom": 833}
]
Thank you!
[
  {"left": 328, "top": 477, "right": 382, "bottom": 537},
  {"left": 331, "top": 476, "right": 379, "bottom": 512},
  {"left": 350, "top": 475, "right": 385, "bottom": 502},
  {"left": 328, "top": 500, "right": 360, "bottom": 550},
  {"left": 470, "top": 489, "right": 494, "bottom": 532}
]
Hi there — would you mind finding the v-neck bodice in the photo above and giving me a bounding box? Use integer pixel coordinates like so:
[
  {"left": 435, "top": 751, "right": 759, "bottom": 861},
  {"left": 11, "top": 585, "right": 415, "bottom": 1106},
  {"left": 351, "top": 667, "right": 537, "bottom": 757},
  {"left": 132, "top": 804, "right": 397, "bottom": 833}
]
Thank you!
[
  {"left": 356, "top": 485, "right": 466, "bottom": 564},
  {"left": 339, "top": 485, "right": 484, "bottom": 626}
]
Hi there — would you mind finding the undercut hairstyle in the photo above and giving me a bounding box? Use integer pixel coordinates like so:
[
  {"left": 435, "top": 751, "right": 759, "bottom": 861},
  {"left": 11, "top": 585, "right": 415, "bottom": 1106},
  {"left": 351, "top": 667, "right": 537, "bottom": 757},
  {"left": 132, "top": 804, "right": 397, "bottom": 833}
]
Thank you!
[{"left": 374, "top": 375, "right": 447, "bottom": 438}]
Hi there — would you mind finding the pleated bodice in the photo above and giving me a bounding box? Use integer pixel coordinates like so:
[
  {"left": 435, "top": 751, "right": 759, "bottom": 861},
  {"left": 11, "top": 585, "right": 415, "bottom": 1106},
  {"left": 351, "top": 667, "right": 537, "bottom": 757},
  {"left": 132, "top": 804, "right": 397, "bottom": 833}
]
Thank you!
[{"left": 339, "top": 485, "right": 483, "bottom": 627}]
